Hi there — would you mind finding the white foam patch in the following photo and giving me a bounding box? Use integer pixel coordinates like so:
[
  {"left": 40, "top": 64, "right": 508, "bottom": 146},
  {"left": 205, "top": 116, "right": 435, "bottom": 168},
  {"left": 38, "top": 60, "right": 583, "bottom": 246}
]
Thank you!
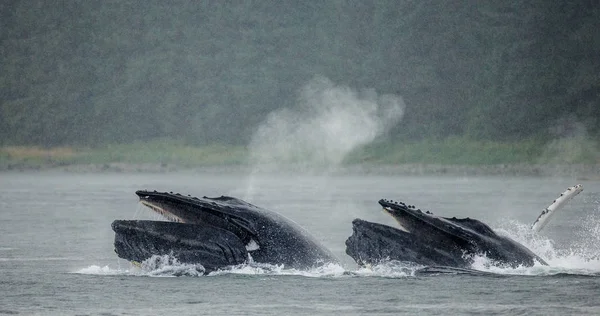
[
  {"left": 76, "top": 258, "right": 348, "bottom": 278},
  {"left": 75, "top": 259, "right": 424, "bottom": 279},
  {"left": 75, "top": 255, "right": 205, "bottom": 277},
  {"left": 469, "top": 254, "right": 600, "bottom": 276},
  {"left": 138, "top": 255, "right": 206, "bottom": 276},
  {"left": 353, "top": 261, "right": 422, "bottom": 278},
  {"left": 245, "top": 239, "right": 260, "bottom": 251},
  {"left": 75, "top": 265, "right": 131, "bottom": 275},
  {"left": 470, "top": 213, "right": 600, "bottom": 276},
  {"left": 208, "top": 262, "right": 346, "bottom": 278}
]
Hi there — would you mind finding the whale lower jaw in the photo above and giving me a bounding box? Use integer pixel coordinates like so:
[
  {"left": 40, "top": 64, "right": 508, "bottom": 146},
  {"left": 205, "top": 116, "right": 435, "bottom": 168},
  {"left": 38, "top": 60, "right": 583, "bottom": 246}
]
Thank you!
[{"left": 112, "top": 220, "right": 249, "bottom": 273}]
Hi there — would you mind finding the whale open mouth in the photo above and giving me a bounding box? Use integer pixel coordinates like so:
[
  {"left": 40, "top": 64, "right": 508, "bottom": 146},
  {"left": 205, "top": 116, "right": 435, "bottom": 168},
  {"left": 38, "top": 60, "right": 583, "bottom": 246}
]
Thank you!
[
  {"left": 111, "top": 191, "right": 262, "bottom": 272},
  {"left": 111, "top": 190, "right": 338, "bottom": 273},
  {"left": 134, "top": 192, "right": 261, "bottom": 251},
  {"left": 346, "top": 197, "right": 550, "bottom": 269},
  {"left": 378, "top": 199, "right": 441, "bottom": 236},
  {"left": 139, "top": 199, "right": 185, "bottom": 223},
  {"left": 382, "top": 206, "right": 411, "bottom": 233},
  {"left": 111, "top": 219, "right": 248, "bottom": 270}
]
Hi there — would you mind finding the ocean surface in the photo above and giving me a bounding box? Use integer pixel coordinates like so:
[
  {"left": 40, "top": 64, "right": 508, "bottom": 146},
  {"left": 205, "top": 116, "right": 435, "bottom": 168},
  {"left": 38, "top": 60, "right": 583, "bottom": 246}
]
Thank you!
[{"left": 1, "top": 171, "right": 599, "bottom": 315}]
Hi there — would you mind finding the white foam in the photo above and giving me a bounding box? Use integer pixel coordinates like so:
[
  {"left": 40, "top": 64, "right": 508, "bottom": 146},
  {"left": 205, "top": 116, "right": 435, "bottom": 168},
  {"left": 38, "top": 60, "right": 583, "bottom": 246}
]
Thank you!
[
  {"left": 74, "top": 255, "right": 204, "bottom": 277},
  {"left": 208, "top": 262, "right": 347, "bottom": 278},
  {"left": 75, "top": 259, "right": 348, "bottom": 278},
  {"left": 75, "top": 265, "right": 131, "bottom": 275},
  {"left": 471, "top": 212, "right": 600, "bottom": 276},
  {"left": 353, "top": 261, "right": 422, "bottom": 278},
  {"left": 469, "top": 253, "right": 600, "bottom": 276},
  {"left": 245, "top": 239, "right": 260, "bottom": 251}
]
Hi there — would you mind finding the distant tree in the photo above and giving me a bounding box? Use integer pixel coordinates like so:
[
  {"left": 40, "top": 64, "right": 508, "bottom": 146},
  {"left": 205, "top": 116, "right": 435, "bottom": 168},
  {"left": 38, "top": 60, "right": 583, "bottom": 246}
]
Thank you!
[{"left": 0, "top": 0, "right": 598, "bottom": 146}]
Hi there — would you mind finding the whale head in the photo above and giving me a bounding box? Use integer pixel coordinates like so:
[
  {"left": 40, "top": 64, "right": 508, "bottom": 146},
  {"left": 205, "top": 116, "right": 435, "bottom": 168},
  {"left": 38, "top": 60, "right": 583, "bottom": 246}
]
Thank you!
[
  {"left": 111, "top": 190, "right": 337, "bottom": 272},
  {"left": 345, "top": 199, "right": 547, "bottom": 269}
]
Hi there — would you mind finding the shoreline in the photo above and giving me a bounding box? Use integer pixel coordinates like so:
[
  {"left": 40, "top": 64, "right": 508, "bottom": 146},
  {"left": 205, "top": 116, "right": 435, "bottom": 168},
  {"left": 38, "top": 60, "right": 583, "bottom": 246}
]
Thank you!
[{"left": 2, "top": 162, "right": 600, "bottom": 179}]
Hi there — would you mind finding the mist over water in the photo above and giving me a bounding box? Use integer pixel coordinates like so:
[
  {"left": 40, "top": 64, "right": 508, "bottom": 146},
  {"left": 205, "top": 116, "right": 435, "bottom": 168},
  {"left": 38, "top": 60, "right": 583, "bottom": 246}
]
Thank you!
[
  {"left": 539, "top": 120, "right": 599, "bottom": 165},
  {"left": 573, "top": 205, "right": 600, "bottom": 258},
  {"left": 248, "top": 77, "right": 404, "bottom": 170},
  {"left": 244, "top": 77, "right": 404, "bottom": 199}
]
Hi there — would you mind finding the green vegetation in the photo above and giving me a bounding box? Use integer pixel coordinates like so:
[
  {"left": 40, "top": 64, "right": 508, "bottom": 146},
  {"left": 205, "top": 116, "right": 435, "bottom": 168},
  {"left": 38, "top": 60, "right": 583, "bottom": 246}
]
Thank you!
[
  {"left": 347, "top": 137, "right": 600, "bottom": 165},
  {"left": 0, "top": 140, "right": 246, "bottom": 170},
  {"left": 346, "top": 138, "right": 543, "bottom": 165},
  {"left": 78, "top": 141, "right": 247, "bottom": 166},
  {"left": 1, "top": 1, "right": 598, "bottom": 166},
  {"left": 2, "top": 137, "right": 598, "bottom": 170}
]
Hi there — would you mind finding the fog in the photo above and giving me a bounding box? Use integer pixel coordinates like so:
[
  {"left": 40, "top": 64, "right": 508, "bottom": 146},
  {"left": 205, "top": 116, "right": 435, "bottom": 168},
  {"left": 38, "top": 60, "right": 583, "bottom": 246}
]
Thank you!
[{"left": 1, "top": 1, "right": 598, "bottom": 154}]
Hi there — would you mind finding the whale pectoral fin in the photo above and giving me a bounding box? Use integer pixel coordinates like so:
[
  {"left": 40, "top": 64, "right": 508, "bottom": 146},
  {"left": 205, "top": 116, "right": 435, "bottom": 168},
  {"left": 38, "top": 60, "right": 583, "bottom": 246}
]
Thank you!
[{"left": 531, "top": 184, "right": 583, "bottom": 232}]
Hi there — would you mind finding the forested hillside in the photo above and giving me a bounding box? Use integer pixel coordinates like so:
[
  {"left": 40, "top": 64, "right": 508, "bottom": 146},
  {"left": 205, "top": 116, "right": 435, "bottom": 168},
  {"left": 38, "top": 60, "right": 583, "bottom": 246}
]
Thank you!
[{"left": 1, "top": 1, "right": 599, "bottom": 147}]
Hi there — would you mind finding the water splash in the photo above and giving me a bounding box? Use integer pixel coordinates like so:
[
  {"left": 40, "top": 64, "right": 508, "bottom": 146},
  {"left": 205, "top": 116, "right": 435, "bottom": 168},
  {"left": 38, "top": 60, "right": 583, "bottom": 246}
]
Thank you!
[
  {"left": 354, "top": 261, "right": 422, "bottom": 278},
  {"left": 76, "top": 259, "right": 348, "bottom": 278},
  {"left": 208, "top": 262, "right": 347, "bottom": 278},
  {"left": 75, "top": 255, "right": 205, "bottom": 277},
  {"left": 138, "top": 255, "right": 206, "bottom": 276},
  {"left": 76, "top": 264, "right": 130, "bottom": 276},
  {"left": 473, "top": 215, "right": 600, "bottom": 276},
  {"left": 75, "top": 260, "right": 421, "bottom": 279},
  {"left": 572, "top": 207, "right": 600, "bottom": 258}
]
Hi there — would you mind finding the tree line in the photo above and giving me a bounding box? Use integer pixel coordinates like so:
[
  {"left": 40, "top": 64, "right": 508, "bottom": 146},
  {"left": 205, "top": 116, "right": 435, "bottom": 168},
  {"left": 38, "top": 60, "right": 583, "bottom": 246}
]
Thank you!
[{"left": 1, "top": 0, "right": 598, "bottom": 147}]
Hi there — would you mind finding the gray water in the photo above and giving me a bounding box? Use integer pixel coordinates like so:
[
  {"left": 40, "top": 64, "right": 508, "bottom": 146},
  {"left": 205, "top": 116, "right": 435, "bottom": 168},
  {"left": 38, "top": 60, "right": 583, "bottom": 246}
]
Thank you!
[{"left": 1, "top": 171, "right": 599, "bottom": 315}]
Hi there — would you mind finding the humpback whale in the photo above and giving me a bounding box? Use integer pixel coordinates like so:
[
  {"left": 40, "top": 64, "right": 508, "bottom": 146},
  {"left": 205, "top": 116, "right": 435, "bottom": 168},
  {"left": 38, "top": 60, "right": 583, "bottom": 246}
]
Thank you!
[
  {"left": 346, "top": 185, "right": 583, "bottom": 269},
  {"left": 345, "top": 201, "right": 547, "bottom": 268},
  {"left": 112, "top": 191, "right": 338, "bottom": 273}
]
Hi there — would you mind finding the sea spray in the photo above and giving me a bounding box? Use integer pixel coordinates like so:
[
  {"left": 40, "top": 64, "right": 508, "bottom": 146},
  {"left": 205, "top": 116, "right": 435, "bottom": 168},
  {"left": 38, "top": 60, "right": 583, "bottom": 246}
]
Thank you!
[
  {"left": 245, "top": 77, "right": 405, "bottom": 199},
  {"left": 539, "top": 121, "right": 600, "bottom": 164},
  {"left": 477, "top": 218, "right": 600, "bottom": 275},
  {"left": 249, "top": 77, "right": 404, "bottom": 170},
  {"left": 76, "top": 260, "right": 348, "bottom": 278},
  {"left": 573, "top": 205, "right": 600, "bottom": 258}
]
